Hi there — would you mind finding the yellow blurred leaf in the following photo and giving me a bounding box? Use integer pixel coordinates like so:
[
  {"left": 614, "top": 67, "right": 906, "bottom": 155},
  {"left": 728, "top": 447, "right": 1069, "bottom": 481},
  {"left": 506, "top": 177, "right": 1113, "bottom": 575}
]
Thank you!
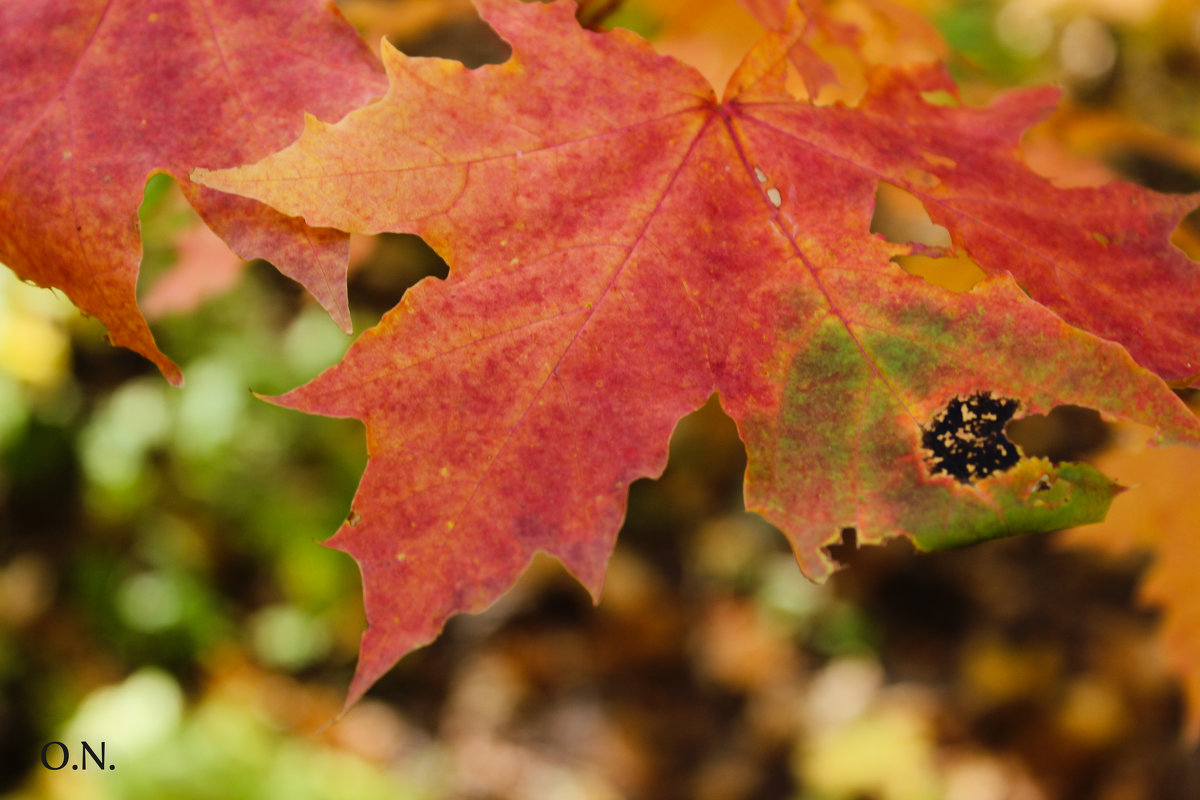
[
  {"left": 1063, "top": 414, "right": 1200, "bottom": 740},
  {"left": 0, "top": 269, "right": 70, "bottom": 388}
]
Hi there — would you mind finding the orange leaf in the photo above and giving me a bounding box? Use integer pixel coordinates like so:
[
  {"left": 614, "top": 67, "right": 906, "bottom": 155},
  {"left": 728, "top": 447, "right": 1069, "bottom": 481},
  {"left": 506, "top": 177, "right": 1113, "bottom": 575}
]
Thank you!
[{"left": 1062, "top": 421, "right": 1200, "bottom": 740}]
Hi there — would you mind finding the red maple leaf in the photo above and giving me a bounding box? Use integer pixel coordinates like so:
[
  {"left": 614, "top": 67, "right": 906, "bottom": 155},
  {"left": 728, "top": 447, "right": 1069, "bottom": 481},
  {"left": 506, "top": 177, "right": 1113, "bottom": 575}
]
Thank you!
[
  {"left": 188, "top": 0, "right": 1198, "bottom": 706},
  {"left": 0, "top": 0, "right": 386, "bottom": 383}
]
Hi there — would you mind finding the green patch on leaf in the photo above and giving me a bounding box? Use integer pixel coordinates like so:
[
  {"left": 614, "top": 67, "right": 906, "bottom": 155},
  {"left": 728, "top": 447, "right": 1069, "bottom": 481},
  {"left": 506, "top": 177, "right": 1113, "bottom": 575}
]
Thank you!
[{"left": 909, "top": 458, "right": 1121, "bottom": 552}]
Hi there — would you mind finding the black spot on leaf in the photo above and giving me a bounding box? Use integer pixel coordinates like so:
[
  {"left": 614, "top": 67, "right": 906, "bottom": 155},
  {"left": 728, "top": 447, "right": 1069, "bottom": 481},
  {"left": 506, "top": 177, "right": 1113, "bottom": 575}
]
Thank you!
[{"left": 922, "top": 393, "right": 1021, "bottom": 483}]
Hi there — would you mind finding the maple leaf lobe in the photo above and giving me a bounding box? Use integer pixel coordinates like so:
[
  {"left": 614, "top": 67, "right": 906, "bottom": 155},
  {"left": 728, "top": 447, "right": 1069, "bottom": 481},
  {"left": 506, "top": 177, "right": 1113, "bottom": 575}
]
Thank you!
[{"left": 0, "top": 0, "right": 386, "bottom": 381}]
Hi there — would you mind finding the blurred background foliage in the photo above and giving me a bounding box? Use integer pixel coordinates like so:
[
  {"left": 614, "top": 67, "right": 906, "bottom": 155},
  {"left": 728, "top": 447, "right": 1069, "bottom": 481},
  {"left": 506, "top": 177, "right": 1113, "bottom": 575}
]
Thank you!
[{"left": 2, "top": 0, "right": 1200, "bottom": 798}]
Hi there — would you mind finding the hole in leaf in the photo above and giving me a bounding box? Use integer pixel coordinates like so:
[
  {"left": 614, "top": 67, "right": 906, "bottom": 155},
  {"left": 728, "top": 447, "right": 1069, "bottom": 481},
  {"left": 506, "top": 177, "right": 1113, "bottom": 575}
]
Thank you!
[
  {"left": 1005, "top": 404, "right": 1110, "bottom": 463},
  {"left": 387, "top": 4, "right": 511, "bottom": 67},
  {"left": 891, "top": 254, "right": 986, "bottom": 293},
  {"left": 872, "top": 182, "right": 985, "bottom": 292},
  {"left": 871, "top": 182, "right": 950, "bottom": 247},
  {"left": 922, "top": 392, "right": 1021, "bottom": 484}
]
